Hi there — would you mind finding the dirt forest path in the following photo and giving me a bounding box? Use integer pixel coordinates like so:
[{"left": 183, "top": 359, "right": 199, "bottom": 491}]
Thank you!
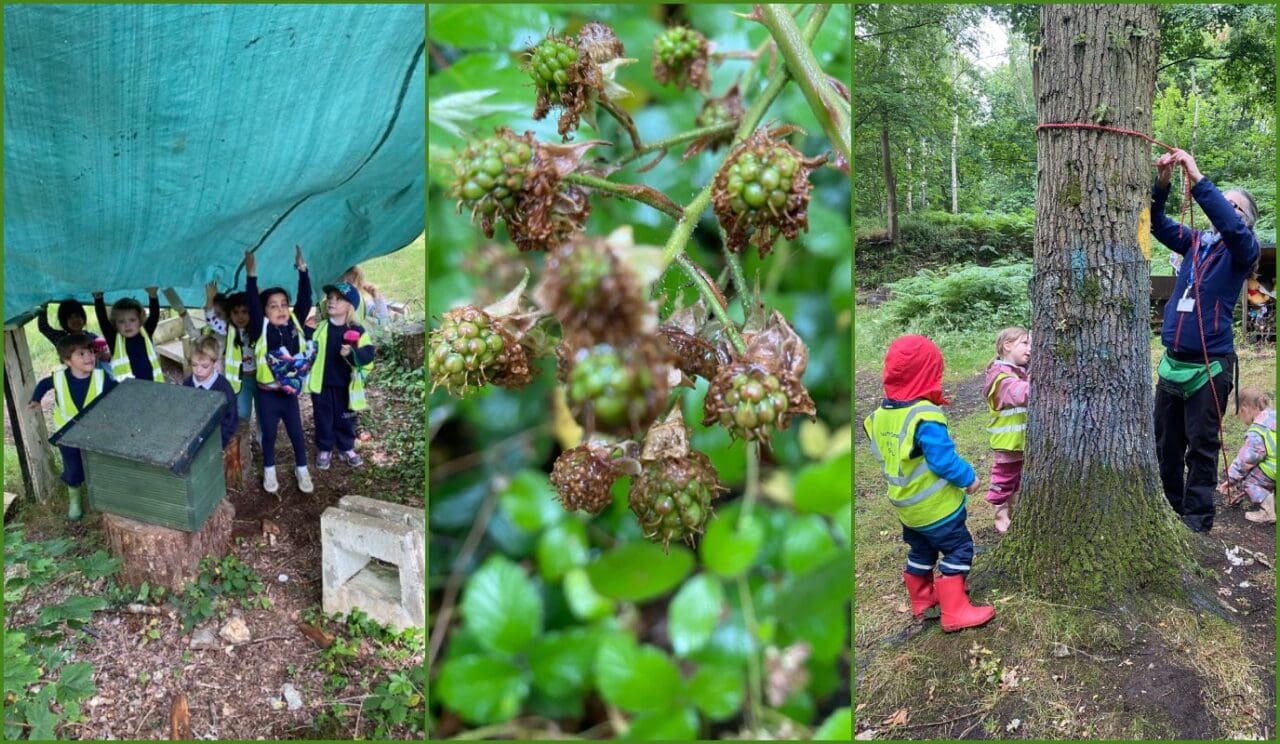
[{"left": 854, "top": 361, "right": 1276, "bottom": 739}]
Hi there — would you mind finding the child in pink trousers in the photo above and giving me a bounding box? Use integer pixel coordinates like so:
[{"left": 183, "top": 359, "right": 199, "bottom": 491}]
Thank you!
[
  {"left": 1218, "top": 388, "right": 1276, "bottom": 524},
  {"left": 984, "top": 327, "right": 1030, "bottom": 533}
]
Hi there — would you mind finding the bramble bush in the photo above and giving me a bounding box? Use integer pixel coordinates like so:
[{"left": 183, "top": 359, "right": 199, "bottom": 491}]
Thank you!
[{"left": 428, "top": 3, "right": 851, "bottom": 739}]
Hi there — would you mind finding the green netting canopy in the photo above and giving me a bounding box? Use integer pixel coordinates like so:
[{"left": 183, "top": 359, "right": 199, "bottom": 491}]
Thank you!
[{"left": 3, "top": 4, "right": 425, "bottom": 324}]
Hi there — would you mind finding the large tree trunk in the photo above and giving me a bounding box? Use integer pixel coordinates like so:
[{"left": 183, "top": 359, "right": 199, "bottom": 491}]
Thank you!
[
  {"left": 905, "top": 145, "right": 913, "bottom": 213},
  {"left": 990, "top": 5, "right": 1188, "bottom": 604},
  {"left": 103, "top": 499, "right": 235, "bottom": 593},
  {"left": 919, "top": 137, "right": 928, "bottom": 211},
  {"left": 880, "top": 123, "right": 898, "bottom": 242}
]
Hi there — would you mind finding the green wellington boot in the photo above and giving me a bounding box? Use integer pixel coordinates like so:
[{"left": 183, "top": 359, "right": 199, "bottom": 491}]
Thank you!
[{"left": 66, "top": 487, "right": 83, "bottom": 521}]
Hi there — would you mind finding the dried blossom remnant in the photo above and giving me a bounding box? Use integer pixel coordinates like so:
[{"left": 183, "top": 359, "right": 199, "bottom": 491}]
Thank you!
[
  {"left": 629, "top": 449, "right": 724, "bottom": 550},
  {"left": 703, "top": 311, "right": 815, "bottom": 442},
  {"left": 526, "top": 23, "right": 635, "bottom": 142},
  {"left": 550, "top": 444, "right": 623, "bottom": 514},
  {"left": 428, "top": 305, "right": 532, "bottom": 397},
  {"left": 659, "top": 325, "right": 721, "bottom": 382},
  {"left": 684, "top": 85, "right": 745, "bottom": 161},
  {"left": 712, "top": 127, "right": 827, "bottom": 258},
  {"left": 652, "top": 26, "right": 710, "bottom": 92},
  {"left": 534, "top": 237, "right": 653, "bottom": 345},
  {"left": 558, "top": 338, "right": 672, "bottom": 437}
]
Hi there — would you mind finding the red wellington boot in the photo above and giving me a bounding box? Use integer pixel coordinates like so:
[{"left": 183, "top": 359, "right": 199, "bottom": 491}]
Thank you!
[
  {"left": 902, "top": 571, "right": 938, "bottom": 619},
  {"left": 935, "top": 574, "right": 995, "bottom": 632}
]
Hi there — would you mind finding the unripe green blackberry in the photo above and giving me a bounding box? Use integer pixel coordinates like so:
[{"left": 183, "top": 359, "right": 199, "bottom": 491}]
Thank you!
[
  {"left": 709, "top": 365, "right": 790, "bottom": 441},
  {"left": 567, "top": 344, "right": 654, "bottom": 431},
  {"left": 652, "top": 26, "right": 709, "bottom": 91},
  {"left": 629, "top": 452, "right": 722, "bottom": 549},
  {"left": 526, "top": 36, "right": 580, "bottom": 101},
  {"left": 712, "top": 129, "right": 822, "bottom": 257},
  {"left": 429, "top": 306, "right": 530, "bottom": 397},
  {"left": 551, "top": 444, "right": 622, "bottom": 515},
  {"left": 535, "top": 238, "right": 651, "bottom": 344},
  {"left": 451, "top": 130, "right": 536, "bottom": 220}
]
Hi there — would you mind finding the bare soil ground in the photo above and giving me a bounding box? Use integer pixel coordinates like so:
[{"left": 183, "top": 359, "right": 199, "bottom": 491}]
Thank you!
[{"left": 6, "top": 384, "right": 425, "bottom": 740}]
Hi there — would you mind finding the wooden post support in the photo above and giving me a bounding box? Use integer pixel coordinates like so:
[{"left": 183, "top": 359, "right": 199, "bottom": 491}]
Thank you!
[{"left": 3, "top": 323, "right": 58, "bottom": 503}]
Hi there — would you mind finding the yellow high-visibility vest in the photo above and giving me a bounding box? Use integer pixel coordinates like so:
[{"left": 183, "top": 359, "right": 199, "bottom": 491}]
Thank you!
[
  {"left": 51, "top": 368, "right": 105, "bottom": 432},
  {"left": 863, "top": 401, "right": 966, "bottom": 529},
  {"left": 986, "top": 371, "right": 1027, "bottom": 452},
  {"left": 109, "top": 330, "right": 163, "bottom": 382},
  {"left": 304, "top": 320, "right": 375, "bottom": 411}
]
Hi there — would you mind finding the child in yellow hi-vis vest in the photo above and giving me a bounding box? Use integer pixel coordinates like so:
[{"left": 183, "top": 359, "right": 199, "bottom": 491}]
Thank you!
[
  {"left": 28, "top": 333, "right": 119, "bottom": 520},
  {"left": 864, "top": 335, "right": 995, "bottom": 632},
  {"left": 983, "top": 327, "right": 1031, "bottom": 533},
  {"left": 306, "top": 282, "right": 376, "bottom": 470},
  {"left": 1218, "top": 387, "right": 1276, "bottom": 524},
  {"left": 92, "top": 287, "right": 163, "bottom": 382}
]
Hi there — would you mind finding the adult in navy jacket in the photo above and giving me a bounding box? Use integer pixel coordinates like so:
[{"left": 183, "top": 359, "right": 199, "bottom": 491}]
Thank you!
[{"left": 1151, "top": 148, "right": 1260, "bottom": 533}]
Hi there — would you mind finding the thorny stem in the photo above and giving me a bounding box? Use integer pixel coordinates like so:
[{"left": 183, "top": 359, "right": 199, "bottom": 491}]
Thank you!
[
  {"left": 758, "top": 5, "right": 850, "bottom": 165},
  {"left": 617, "top": 122, "right": 737, "bottom": 168},
  {"left": 563, "top": 172, "right": 683, "bottom": 220},
  {"left": 724, "top": 248, "right": 751, "bottom": 306},
  {"left": 675, "top": 253, "right": 747, "bottom": 354},
  {"left": 738, "top": 576, "right": 765, "bottom": 732},
  {"left": 740, "top": 441, "right": 761, "bottom": 526}
]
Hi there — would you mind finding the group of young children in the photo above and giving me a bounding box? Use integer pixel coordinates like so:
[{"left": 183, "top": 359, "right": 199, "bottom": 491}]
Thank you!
[
  {"left": 29, "top": 248, "right": 379, "bottom": 520},
  {"left": 865, "top": 328, "right": 1276, "bottom": 633}
]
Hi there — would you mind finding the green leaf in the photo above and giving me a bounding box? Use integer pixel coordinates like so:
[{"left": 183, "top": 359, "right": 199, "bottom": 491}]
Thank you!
[
  {"left": 37, "top": 596, "right": 107, "bottom": 628},
  {"left": 500, "top": 469, "right": 564, "bottom": 532},
  {"left": 700, "top": 512, "right": 764, "bottom": 579},
  {"left": 536, "top": 520, "right": 590, "bottom": 581},
  {"left": 435, "top": 655, "right": 529, "bottom": 725},
  {"left": 782, "top": 515, "right": 839, "bottom": 575},
  {"left": 783, "top": 601, "right": 847, "bottom": 664},
  {"left": 833, "top": 502, "right": 852, "bottom": 546},
  {"left": 793, "top": 452, "right": 853, "bottom": 515},
  {"left": 428, "top": 5, "right": 551, "bottom": 50},
  {"left": 595, "top": 634, "right": 680, "bottom": 713},
  {"left": 562, "top": 567, "right": 616, "bottom": 621},
  {"left": 625, "top": 706, "right": 699, "bottom": 740},
  {"left": 3, "top": 633, "right": 40, "bottom": 695},
  {"left": 459, "top": 555, "right": 543, "bottom": 655},
  {"left": 26, "top": 685, "right": 61, "bottom": 740},
  {"left": 55, "top": 662, "right": 96, "bottom": 703},
  {"left": 73, "top": 550, "right": 121, "bottom": 580},
  {"left": 813, "top": 707, "right": 852, "bottom": 740},
  {"left": 429, "top": 90, "right": 524, "bottom": 138},
  {"left": 777, "top": 689, "right": 816, "bottom": 725},
  {"left": 775, "top": 547, "right": 853, "bottom": 623},
  {"left": 686, "top": 662, "right": 745, "bottom": 721},
  {"left": 668, "top": 574, "right": 725, "bottom": 657},
  {"left": 586, "top": 543, "right": 694, "bottom": 602},
  {"left": 527, "top": 628, "right": 598, "bottom": 699}
]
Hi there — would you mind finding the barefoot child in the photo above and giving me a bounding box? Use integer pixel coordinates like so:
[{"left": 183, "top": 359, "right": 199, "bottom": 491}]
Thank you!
[
  {"left": 1218, "top": 388, "right": 1276, "bottom": 524},
  {"left": 245, "top": 247, "right": 317, "bottom": 495},
  {"left": 984, "top": 327, "right": 1031, "bottom": 533},
  {"left": 93, "top": 287, "right": 163, "bottom": 382},
  {"left": 29, "top": 333, "right": 118, "bottom": 519},
  {"left": 305, "top": 282, "right": 376, "bottom": 470},
  {"left": 863, "top": 335, "right": 995, "bottom": 632}
]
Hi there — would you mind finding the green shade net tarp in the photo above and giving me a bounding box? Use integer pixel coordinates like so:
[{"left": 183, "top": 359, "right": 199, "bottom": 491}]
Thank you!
[{"left": 3, "top": 4, "right": 425, "bottom": 324}]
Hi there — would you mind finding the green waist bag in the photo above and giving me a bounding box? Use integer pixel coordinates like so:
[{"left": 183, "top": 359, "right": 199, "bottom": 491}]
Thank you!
[{"left": 1157, "top": 355, "right": 1222, "bottom": 399}]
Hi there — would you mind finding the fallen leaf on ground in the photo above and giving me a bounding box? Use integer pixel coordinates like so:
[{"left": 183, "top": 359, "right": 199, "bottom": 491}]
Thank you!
[{"left": 882, "top": 709, "right": 909, "bottom": 727}]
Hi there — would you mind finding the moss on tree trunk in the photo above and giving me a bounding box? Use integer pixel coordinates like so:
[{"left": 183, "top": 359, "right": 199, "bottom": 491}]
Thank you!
[{"left": 989, "top": 5, "right": 1192, "bottom": 605}]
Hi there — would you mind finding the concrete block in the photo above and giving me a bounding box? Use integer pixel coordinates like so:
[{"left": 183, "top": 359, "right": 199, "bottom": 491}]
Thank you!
[{"left": 321, "top": 496, "right": 425, "bottom": 632}]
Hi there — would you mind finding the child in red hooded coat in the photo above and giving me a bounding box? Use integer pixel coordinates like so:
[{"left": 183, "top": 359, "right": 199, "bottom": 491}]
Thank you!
[{"left": 863, "top": 335, "right": 995, "bottom": 632}]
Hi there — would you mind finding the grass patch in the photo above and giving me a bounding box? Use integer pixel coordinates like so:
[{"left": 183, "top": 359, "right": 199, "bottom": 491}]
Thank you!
[
  {"left": 855, "top": 303, "right": 993, "bottom": 385},
  {"left": 362, "top": 232, "right": 425, "bottom": 309}
]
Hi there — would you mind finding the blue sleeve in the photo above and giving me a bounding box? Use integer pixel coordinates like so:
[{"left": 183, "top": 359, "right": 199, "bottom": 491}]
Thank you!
[
  {"left": 1151, "top": 183, "right": 1195, "bottom": 256},
  {"left": 293, "top": 270, "right": 312, "bottom": 323},
  {"left": 1192, "top": 178, "right": 1260, "bottom": 271},
  {"left": 30, "top": 376, "right": 53, "bottom": 404},
  {"left": 95, "top": 294, "right": 117, "bottom": 347},
  {"left": 145, "top": 293, "right": 161, "bottom": 335},
  {"left": 353, "top": 326, "right": 376, "bottom": 365},
  {"left": 37, "top": 307, "right": 59, "bottom": 344},
  {"left": 246, "top": 276, "right": 263, "bottom": 343},
  {"left": 915, "top": 421, "right": 976, "bottom": 488}
]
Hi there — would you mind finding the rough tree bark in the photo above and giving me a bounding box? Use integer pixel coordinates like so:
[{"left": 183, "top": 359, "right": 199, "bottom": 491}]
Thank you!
[{"left": 989, "top": 5, "right": 1189, "bottom": 604}]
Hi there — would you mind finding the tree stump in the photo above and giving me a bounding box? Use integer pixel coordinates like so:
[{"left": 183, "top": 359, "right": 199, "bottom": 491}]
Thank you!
[
  {"left": 396, "top": 321, "right": 426, "bottom": 368},
  {"left": 102, "top": 499, "right": 235, "bottom": 593}
]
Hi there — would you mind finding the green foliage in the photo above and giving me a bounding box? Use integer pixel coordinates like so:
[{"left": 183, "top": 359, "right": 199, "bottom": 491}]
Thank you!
[
  {"left": 3, "top": 527, "right": 112, "bottom": 740},
  {"left": 859, "top": 210, "right": 1034, "bottom": 288},
  {"left": 359, "top": 317, "right": 427, "bottom": 500},
  {"left": 882, "top": 260, "right": 1032, "bottom": 335},
  {"left": 306, "top": 608, "right": 425, "bottom": 739},
  {"left": 173, "top": 554, "right": 269, "bottom": 632}
]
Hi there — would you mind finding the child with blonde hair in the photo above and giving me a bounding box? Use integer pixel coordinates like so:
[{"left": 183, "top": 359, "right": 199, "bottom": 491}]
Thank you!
[
  {"left": 984, "top": 327, "right": 1031, "bottom": 533},
  {"left": 1218, "top": 387, "right": 1276, "bottom": 524},
  {"left": 93, "top": 287, "right": 163, "bottom": 381},
  {"left": 182, "top": 336, "right": 238, "bottom": 450}
]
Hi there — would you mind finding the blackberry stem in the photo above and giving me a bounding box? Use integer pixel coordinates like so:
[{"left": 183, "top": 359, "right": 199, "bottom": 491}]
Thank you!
[
  {"left": 759, "top": 5, "right": 850, "bottom": 165},
  {"left": 562, "top": 172, "right": 684, "bottom": 220},
  {"left": 616, "top": 121, "right": 736, "bottom": 168},
  {"left": 674, "top": 253, "right": 747, "bottom": 354}
]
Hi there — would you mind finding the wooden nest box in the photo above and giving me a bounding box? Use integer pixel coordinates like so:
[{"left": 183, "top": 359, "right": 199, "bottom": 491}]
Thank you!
[{"left": 51, "top": 379, "right": 227, "bottom": 531}]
